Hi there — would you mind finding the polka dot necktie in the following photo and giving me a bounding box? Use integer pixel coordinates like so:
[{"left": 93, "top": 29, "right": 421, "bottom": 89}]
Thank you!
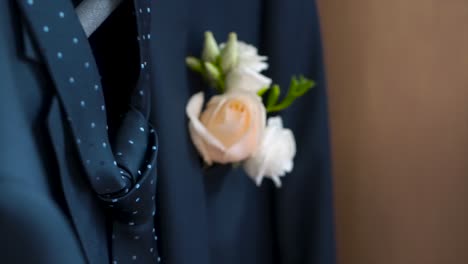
[{"left": 17, "top": 0, "right": 161, "bottom": 263}]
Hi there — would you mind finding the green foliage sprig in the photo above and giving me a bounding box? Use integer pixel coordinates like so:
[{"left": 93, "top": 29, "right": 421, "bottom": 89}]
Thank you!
[
  {"left": 186, "top": 31, "right": 316, "bottom": 113},
  {"left": 259, "top": 76, "right": 315, "bottom": 113}
]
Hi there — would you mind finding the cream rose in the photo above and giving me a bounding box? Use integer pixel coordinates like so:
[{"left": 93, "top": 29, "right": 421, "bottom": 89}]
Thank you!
[
  {"left": 186, "top": 91, "right": 266, "bottom": 165},
  {"left": 243, "top": 117, "right": 296, "bottom": 187}
]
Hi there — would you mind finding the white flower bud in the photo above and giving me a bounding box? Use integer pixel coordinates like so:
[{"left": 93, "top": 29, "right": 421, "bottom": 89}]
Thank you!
[
  {"left": 202, "top": 31, "right": 220, "bottom": 63},
  {"left": 220, "top": 32, "right": 238, "bottom": 72}
]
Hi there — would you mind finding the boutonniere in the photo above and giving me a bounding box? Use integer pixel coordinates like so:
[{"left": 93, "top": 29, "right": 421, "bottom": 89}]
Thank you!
[{"left": 185, "top": 32, "right": 315, "bottom": 187}]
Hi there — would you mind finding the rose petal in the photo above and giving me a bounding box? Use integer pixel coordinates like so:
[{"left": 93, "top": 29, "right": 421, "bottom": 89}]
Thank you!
[
  {"left": 187, "top": 90, "right": 267, "bottom": 165},
  {"left": 225, "top": 67, "right": 272, "bottom": 94},
  {"left": 255, "top": 175, "right": 264, "bottom": 186},
  {"left": 220, "top": 41, "right": 269, "bottom": 73},
  {"left": 271, "top": 176, "right": 282, "bottom": 188},
  {"left": 267, "top": 116, "right": 283, "bottom": 128},
  {"left": 282, "top": 129, "right": 296, "bottom": 159},
  {"left": 239, "top": 56, "right": 268, "bottom": 72},
  {"left": 186, "top": 92, "right": 226, "bottom": 154},
  {"left": 224, "top": 92, "right": 266, "bottom": 161},
  {"left": 243, "top": 116, "right": 296, "bottom": 187},
  {"left": 202, "top": 95, "right": 227, "bottom": 128},
  {"left": 188, "top": 123, "right": 212, "bottom": 165}
]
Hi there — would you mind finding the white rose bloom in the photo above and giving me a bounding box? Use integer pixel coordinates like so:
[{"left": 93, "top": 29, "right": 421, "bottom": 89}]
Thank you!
[
  {"left": 225, "top": 67, "right": 272, "bottom": 94},
  {"left": 235, "top": 41, "right": 268, "bottom": 72},
  {"left": 221, "top": 41, "right": 272, "bottom": 93},
  {"left": 243, "top": 117, "right": 296, "bottom": 188}
]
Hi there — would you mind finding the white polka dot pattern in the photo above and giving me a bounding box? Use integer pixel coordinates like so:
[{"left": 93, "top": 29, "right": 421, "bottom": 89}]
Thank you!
[{"left": 18, "top": 0, "right": 161, "bottom": 263}]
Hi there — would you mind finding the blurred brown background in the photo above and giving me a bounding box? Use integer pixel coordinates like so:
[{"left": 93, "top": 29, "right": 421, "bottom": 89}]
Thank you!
[{"left": 317, "top": 1, "right": 468, "bottom": 263}]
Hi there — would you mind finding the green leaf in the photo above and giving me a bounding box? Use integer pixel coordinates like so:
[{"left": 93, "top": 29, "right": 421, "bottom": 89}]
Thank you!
[
  {"left": 267, "top": 96, "right": 294, "bottom": 113},
  {"left": 257, "top": 86, "right": 270, "bottom": 97},
  {"left": 185, "top": 56, "right": 203, "bottom": 73},
  {"left": 290, "top": 75, "right": 315, "bottom": 97},
  {"left": 266, "top": 84, "right": 280, "bottom": 108},
  {"left": 266, "top": 76, "right": 315, "bottom": 113},
  {"left": 202, "top": 31, "right": 220, "bottom": 63}
]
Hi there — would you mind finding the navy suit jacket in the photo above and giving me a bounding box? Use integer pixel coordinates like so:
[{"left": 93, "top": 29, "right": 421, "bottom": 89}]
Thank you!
[{"left": 0, "top": 0, "right": 335, "bottom": 263}]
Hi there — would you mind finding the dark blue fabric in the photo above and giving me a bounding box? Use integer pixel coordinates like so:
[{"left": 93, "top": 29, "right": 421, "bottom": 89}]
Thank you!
[
  {"left": 0, "top": 0, "right": 335, "bottom": 263},
  {"left": 151, "top": 0, "right": 336, "bottom": 264},
  {"left": 15, "top": 0, "right": 161, "bottom": 263}
]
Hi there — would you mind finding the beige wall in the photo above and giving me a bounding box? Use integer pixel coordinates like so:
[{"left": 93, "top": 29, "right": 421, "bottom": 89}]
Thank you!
[{"left": 317, "top": 1, "right": 468, "bottom": 263}]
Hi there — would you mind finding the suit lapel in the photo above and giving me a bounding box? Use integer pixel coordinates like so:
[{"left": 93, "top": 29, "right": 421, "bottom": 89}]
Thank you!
[
  {"left": 47, "top": 98, "right": 108, "bottom": 263},
  {"left": 19, "top": 18, "right": 41, "bottom": 63},
  {"left": 16, "top": 0, "right": 112, "bottom": 262}
]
